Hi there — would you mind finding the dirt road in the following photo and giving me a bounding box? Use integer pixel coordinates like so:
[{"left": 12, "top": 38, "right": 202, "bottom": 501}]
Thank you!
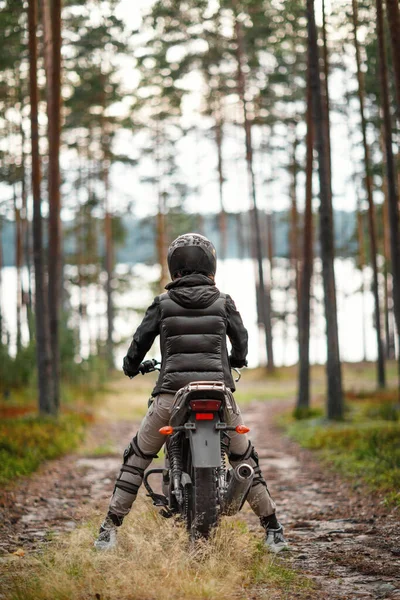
[{"left": 0, "top": 399, "right": 399, "bottom": 599}]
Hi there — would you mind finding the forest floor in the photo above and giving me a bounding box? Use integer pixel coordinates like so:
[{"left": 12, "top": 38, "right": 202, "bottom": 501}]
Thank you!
[{"left": 0, "top": 366, "right": 399, "bottom": 599}]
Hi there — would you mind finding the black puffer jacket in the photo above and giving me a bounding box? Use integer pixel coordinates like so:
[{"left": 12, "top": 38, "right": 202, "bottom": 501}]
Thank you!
[{"left": 124, "top": 274, "right": 248, "bottom": 396}]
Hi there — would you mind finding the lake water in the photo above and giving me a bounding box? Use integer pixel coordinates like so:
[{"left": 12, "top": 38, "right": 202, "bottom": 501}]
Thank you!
[{"left": 0, "top": 258, "right": 380, "bottom": 368}]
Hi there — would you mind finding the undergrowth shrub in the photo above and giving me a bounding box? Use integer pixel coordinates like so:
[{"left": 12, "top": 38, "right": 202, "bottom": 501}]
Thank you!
[
  {"left": 0, "top": 414, "right": 88, "bottom": 484},
  {"left": 288, "top": 419, "right": 400, "bottom": 505}
]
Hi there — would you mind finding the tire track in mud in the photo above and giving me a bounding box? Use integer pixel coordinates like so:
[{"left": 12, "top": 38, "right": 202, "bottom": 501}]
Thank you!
[
  {"left": 0, "top": 399, "right": 399, "bottom": 600},
  {"left": 243, "top": 400, "right": 400, "bottom": 600}
]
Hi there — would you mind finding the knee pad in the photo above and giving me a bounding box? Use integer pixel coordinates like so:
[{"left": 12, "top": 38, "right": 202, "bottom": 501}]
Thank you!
[
  {"left": 114, "top": 435, "right": 157, "bottom": 497},
  {"left": 130, "top": 434, "right": 159, "bottom": 460},
  {"left": 228, "top": 440, "right": 253, "bottom": 462}
]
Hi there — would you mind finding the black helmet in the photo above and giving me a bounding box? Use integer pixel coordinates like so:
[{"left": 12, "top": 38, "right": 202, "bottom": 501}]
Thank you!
[{"left": 167, "top": 233, "right": 217, "bottom": 278}]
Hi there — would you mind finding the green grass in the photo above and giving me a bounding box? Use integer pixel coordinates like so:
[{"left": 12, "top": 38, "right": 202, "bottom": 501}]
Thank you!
[
  {"left": 0, "top": 413, "right": 90, "bottom": 485},
  {"left": 284, "top": 395, "right": 400, "bottom": 506}
]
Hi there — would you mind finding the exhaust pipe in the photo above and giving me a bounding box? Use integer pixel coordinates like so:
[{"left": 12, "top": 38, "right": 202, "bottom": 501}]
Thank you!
[{"left": 222, "top": 463, "right": 254, "bottom": 516}]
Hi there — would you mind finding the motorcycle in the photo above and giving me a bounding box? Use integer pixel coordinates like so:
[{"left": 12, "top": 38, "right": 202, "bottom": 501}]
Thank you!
[{"left": 136, "top": 359, "right": 254, "bottom": 539}]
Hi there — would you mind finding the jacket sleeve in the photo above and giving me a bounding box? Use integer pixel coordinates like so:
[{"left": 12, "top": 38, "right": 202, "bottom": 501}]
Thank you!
[
  {"left": 124, "top": 297, "right": 161, "bottom": 373},
  {"left": 226, "top": 294, "right": 248, "bottom": 367}
]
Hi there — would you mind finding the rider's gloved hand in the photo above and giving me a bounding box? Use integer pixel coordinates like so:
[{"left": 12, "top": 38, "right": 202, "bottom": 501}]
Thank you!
[
  {"left": 229, "top": 356, "right": 248, "bottom": 368},
  {"left": 123, "top": 356, "right": 139, "bottom": 378},
  {"left": 138, "top": 359, "right": 156, "bottom": 374}
]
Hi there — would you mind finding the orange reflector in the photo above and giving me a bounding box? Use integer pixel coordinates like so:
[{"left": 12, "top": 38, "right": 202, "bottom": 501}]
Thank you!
[
  {"left": 195, "top": 413, "right": 214, "bottom": 420},
  {"left": 235, "top": 425, "right": 250, "bottom": 434},
  {"left": 159, "top": 426, "right": 174, "bottom": 435}
]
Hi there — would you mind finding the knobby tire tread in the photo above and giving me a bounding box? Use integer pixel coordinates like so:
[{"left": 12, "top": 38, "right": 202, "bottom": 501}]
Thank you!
[{"left": 193, "top": 467, "right": 218, "bottom": 539}]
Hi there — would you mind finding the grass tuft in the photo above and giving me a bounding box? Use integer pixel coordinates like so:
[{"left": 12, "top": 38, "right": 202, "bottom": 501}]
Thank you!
[{"left": 1, "top": 502, "right": 314, "bottom": 600}]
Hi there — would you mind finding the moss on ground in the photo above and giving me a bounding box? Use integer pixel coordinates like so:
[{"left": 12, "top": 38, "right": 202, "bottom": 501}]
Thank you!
[
  {"left": 0, "top": 413, "right": 90, "bottom": 485},
  {"left": 284, "top": 390, "right": 400, "bottom": 506}
]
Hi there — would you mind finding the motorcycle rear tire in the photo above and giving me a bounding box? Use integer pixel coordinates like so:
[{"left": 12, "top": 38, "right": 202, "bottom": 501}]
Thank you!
[{"left": 192, "top": 467, "right": 218, "bottom": 539}]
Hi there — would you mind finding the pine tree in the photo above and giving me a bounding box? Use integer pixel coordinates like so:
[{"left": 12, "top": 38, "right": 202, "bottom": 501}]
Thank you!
[
  {"left": 352, "top": 0, "right": 386, "bottom": 388},
  {"left": 375, "top": 0, "right": 400, "bottom": 351},
  {"left": 28, "top": 0, "right": 54, "bottom": 415},
  {"left": 385, "top": 0, "right": 400, "bottom": 116},
  {"left": 42, "top": 0, "right": 62, "bottom": 412},
  {"left": 297, "top": 56, "right": 314, "bottom": 413},
  {"left": 307, "top": 0, "right": 343, "bottom": 419}
]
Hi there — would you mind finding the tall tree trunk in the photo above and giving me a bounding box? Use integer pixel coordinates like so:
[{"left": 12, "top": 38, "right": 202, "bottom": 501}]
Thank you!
[
  {"left": 385, "top": 0, "right": 400, "bottom": 117},
  {"left": 352, "top": 0, "right": 386, "bottom": 387},
  {"left": 376, "top": 0, "right": 400, "bottom": 358},
  {"left": 104, "top": 165, "right": 114, "bottom": 369},
  {"left": 234, "top": 15, "right": 274, "bottom": 371},
  {"left": 266, "top": 211, "right": 274, "bottom": 282},
  {"left": 357, "top": 201, "right": 368, "bottom": 362},
  {"left": 28, "top": 0, "right": 54, "bottom": 415},
  {"left": 321, "top": 0, "right": 332, "bottom": 197},
  {"left": 14, "top": 186, "right": 23, "bottom": 354},
  {"left": 297, "top": 58, "right": 314, "bottom": 412},
  {"left": 215, "top": 115, "right": 227, "bottom": 260},
  {"left": 156, "top": 204, "right": 168, "bottom": 289},
  {"left": 307, "top": 0, "right": 343, "bottom": 419},
  {"left": 382, "top": 167, "right": 396, "bottom": 359},
  {"left": 289, "top": 129, "right": 300, "bottom": 309},
  {"left": 42, "top": 0, "right": 62, "bottom": 411},
  {"left": 155, "top": 124, "right": 168, "bottom": 291},
  {"left": 236, "top": 212, "right": 246, "bottom": 259}
]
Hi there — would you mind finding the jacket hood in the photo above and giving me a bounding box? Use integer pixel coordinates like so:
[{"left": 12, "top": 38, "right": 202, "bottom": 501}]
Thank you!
[{"left": 165, "top": 274, "right": 220, "bottom": 309}]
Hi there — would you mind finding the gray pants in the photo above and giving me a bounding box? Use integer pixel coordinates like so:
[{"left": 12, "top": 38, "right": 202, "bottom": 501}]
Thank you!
[{"left": 109, "top": 393, "right": 276, "bottom": 519}]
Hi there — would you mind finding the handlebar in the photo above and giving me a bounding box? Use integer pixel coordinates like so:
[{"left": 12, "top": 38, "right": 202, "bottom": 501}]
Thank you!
[
  {"left": 134, "top": 359, "right": 242, "bottom": 382},
  {"left": 232, "top": 367, "right": 241, "bottom": 382}
]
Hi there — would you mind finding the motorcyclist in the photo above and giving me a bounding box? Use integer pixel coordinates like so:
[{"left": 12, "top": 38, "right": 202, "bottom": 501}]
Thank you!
[{"left": 95, "top": 233, "right": 288, "bottom": 553}]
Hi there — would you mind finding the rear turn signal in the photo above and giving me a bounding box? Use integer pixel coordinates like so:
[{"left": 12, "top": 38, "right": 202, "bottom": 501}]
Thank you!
[
  {"left": 159, "top": 426, "right": 174, "bottom": 435},
  {"left": 235, "top": 425, "right": 250, "bottom": 434}
]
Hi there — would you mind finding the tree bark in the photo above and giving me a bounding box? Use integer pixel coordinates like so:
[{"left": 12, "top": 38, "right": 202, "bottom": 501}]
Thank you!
[
  {"left": 289, "top": 129, "right": 300, "bottom": 311},
  {"left": 321, "top": 0, "right": 332, "bottom": 197},
  {"left": 307, "top": 0, "right": 343, "bottom": 419},
  {"left": 297, "top": 58, "right": 314, "bottom": 412},
  {"left": 104, "top": 166, "right": 114, "bottom": 369},
  {"left": 215, "top": 115, "right": 227, "bottom": 260},
  {"left": 376, "top": 0, "right": 400, "bottom": 357},
  {"left": 385, "top": 0, "right": 400, "bottom": 117},
  {"left": 266, "top": 211, "right": 274, "bottom": 281},
  {"left": 155, "top": 125, "right": 168, "bottom": 291},
  {"left": 42, "top": 0, "right": 62, "bottom": 411},
  {"left": 14, "top": 186, "right": 22, "bottom": 354},
  {"left": 356, "top": 201, "right": 368, "bottom": 362},
  {"left": 352, "top": 0, "right": 386, "bottom": 387},
  {"left": 234, "top": 15, "right": 274, "bottom": 372},
  {"left": 28, "top": 0, "right": 54, "bottom": 415},
  {"left": 382, "top": 166, "right": 396, "bottom": 360}
]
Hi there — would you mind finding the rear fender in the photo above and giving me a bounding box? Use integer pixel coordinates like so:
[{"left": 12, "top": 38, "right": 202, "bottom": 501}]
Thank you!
[{"left": 188, "top": 419, "right": 221, "bottom": 468}]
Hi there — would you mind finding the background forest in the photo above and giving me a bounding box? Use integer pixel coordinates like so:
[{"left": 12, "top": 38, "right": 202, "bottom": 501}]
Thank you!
[
  {"left": 1, "top": 1, "right": 400, "bottom": 597},
  {"left": 1, "top": 0, "right": 399, "bottom": 416}
]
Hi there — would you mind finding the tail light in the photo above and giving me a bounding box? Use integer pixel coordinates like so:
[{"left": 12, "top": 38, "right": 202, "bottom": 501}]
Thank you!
[
  {"left": 195, "top": 413, "right": 214, "bottom": 421},
  {"left": 190, "top": 400, "right": 222, "bottom": 412}
]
